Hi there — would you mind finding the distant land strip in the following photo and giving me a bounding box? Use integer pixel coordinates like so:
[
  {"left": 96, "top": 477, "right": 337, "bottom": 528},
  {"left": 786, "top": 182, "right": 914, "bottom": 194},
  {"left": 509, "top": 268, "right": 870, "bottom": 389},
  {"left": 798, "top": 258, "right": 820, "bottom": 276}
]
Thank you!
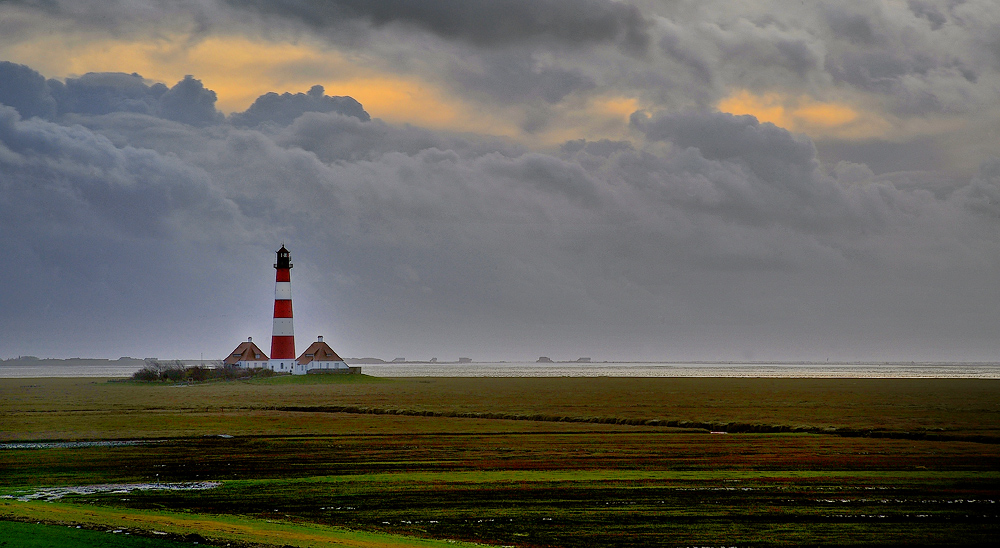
[{"left": 275, "top": 405, "right": 1000, "bottom": 445}]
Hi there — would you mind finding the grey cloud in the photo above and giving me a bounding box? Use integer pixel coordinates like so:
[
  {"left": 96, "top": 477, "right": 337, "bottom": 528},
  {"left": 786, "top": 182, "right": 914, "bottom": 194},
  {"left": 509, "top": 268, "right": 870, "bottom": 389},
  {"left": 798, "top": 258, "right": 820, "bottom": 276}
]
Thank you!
[
  {"left": 561, "top": 138, "right": 633, "bottom": 156},
  {"left": 951, "top": 158, "right": 1000, "bottom": 219},
  {"left": 6, "top": 56, "right": 1000, "bottom": 360},
  {"left": 907, "top": 0, "right": 948, "bottom": 31},
  {"left": 823, "top": 5, "right": 880, "bottom": 45},
  {"left": 0, "top": 105, "right": 234, "bottom": 239},
  {"left": 628, "top": 109, "right": 936, "bottom": 244},
  {"left": 0, "top": 104, "right": 254, "bottom": 358},
  {"left": 49, "top": 72, "right": 167, "bottom": 117},
  {"left": 0, "top": 61, "right": 57, "bottom": 118},
  {"left": 0, "top": 0, "right": 225, "bottom": 37},
  {"left": 451, "top": 53, "right": 596, "bottom": 106},
  {"left": 815, "top": 136, "right": 951, "bottom": 178},
  {"left": 0, "top": 64, "right": 223, "bottom": 126},
  {"left": 816, "top": 2, "right": 988, "bottom": 114},
  {"left": 225, "top": 0, "right": 650, "bottom": 53},
  {"left": 646, "top": 1, "right": 998, "bottom": 119},
  {"left": 272, "top": 111, "right": 523, "bottom": 164},
  {"left": 632, "top": 109, "right": 818, "bottom": 189},
  {"left": 158, "top": 75, "right": 224, "bottom": 126},
  {"left": 709, "top": 19, "right": 826, "bottom": 81},
  {"left": 655, "top": 15, "right": 828, "bottom": 101},
  {"left": 230, "top": 85, "right": 369, "bottom": 127}
]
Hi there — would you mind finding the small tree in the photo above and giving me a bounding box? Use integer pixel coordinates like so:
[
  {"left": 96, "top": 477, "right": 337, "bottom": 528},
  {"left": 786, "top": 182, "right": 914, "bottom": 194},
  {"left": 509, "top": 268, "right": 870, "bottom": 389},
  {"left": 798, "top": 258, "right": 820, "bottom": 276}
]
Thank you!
[
  {"left": 131, "top": 365, "right": 160, "bottom": 382},
  {"left": 160, "top": 362, "right": 186, "bottom": 381},
  {"left": 188, "top": 366, "right": 209, "bottom": 382}
]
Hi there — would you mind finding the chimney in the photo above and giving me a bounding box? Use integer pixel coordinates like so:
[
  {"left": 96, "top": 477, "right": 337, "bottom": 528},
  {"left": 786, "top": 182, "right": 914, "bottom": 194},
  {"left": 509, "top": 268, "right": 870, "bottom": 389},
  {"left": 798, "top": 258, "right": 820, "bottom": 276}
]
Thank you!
[
  {"left": 248, "top": 337, "right": 253, "bottom": 342},
  {"left": 318, "top": 336, "right": 324, "bottom": 342}
]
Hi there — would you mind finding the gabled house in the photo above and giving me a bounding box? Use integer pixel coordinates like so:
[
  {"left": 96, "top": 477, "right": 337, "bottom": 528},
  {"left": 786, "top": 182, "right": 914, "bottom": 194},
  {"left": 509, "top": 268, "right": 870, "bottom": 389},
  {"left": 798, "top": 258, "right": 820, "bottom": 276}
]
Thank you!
[
  {"left": 294, "top": 336, "right": 348, "bottom": 375},
  {"left": 224, "top": 337, "right": 269, "bottom": 369}
]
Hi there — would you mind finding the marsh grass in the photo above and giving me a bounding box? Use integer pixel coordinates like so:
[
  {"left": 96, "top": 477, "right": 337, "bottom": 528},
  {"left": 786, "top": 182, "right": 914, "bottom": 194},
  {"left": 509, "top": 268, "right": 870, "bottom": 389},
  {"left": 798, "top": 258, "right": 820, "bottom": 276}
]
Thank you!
[
  {"left": 0, "top": 520, "right": 194, "bottom": 548},
  {"left": 4, "top": 377, "right": 998, "bottom": 439},
  {"left": 0, "top": 500, "right": 482, "bottom": 547},
  {"left": 2, "top": 376, "right": 999, "bottom": 546}
]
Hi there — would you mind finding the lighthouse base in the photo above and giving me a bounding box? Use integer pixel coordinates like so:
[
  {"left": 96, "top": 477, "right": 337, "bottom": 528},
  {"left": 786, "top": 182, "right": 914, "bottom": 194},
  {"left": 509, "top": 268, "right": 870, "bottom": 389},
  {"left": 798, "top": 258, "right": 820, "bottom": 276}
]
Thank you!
[{"left": 268, "top": 359, "right": 297, "bottom": 374}]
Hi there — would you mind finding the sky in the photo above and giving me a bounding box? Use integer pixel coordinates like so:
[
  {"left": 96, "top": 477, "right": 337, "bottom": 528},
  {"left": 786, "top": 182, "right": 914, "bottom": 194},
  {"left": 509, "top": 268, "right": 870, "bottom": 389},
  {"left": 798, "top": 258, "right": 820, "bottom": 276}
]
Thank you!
[{"left": 2, "top": 0, "right": 1000, "bottom": 363}]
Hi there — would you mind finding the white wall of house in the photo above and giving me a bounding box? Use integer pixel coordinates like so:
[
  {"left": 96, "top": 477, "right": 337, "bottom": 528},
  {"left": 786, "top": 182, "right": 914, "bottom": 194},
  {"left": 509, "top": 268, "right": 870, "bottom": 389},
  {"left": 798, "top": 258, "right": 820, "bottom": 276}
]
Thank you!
[
  {"left": 308, "top": 360, "right": 348, "bottom": 372},
  {"left": 269, "top": 359, "right": 296, "bottom": 373}
]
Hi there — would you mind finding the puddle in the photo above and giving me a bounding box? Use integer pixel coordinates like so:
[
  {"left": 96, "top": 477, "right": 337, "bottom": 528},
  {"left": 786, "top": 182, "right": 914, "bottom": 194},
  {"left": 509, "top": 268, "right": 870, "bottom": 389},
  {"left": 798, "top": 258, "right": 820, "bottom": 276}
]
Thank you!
[
  {"left": 4, "top": 481, "right": 221, "bottom": 502},
  {"left": 0, "top": 440, "right": 160, "bottom": 450}
]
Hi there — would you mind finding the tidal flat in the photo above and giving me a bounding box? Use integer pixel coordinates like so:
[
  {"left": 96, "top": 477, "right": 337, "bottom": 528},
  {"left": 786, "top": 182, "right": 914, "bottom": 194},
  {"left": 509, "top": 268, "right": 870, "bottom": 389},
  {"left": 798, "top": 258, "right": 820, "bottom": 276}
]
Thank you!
[{"left": 1, "top": 375, "right": 998, "bottom": 546}]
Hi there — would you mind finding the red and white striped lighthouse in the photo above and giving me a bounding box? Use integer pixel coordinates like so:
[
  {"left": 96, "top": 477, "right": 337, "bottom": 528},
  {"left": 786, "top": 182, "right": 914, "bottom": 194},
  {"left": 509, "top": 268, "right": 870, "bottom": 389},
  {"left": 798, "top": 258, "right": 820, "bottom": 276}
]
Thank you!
[{"left": 269, "top": 245, "right": 295, "bottom": 371}]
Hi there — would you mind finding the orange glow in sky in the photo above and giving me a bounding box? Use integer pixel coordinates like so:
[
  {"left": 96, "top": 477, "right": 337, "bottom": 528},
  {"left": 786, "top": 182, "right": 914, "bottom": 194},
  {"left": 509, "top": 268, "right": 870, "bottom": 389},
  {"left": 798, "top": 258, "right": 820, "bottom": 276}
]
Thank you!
[{"left": 717, "top": 89, "right": 887, "bottom": 139}]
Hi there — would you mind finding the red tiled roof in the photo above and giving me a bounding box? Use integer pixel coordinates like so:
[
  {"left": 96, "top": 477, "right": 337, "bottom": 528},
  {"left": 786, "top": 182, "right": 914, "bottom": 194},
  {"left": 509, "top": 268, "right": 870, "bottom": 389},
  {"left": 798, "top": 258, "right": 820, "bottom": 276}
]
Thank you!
[
  {"left": 224, "top": 341, "right": 269, "bottom": 365},
  {"left": 296, "top": 341, "right": 344, "bottom": 365}
]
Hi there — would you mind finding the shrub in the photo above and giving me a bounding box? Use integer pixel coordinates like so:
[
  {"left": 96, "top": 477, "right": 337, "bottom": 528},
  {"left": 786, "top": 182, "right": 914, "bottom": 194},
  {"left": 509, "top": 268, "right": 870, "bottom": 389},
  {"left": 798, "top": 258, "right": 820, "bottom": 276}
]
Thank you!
[
  {"left": 130, "top": 361, "right": 276, "bottom": 382},
  {"left": 161, "top": 365, "right": 186, "bottom": 382},
  {"left": 131, "top": 366, "right": 160, "bottom": 382},
  {"left": 188, "top": 366, "right": 209, "bottom": 382}
]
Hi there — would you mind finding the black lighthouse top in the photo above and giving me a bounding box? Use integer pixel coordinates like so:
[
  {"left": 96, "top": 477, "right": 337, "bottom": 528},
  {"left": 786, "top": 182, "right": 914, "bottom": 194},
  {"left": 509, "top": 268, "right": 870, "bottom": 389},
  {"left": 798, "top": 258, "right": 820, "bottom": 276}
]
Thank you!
[{"left": 275, "top": 245, "right": 293, "bottom": 269}]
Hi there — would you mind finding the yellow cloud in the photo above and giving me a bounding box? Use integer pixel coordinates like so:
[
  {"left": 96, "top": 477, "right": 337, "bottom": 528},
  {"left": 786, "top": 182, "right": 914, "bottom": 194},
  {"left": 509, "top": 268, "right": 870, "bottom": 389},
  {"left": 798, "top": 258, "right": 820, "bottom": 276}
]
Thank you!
[
  {"left": 3, "top": 33, "right": 526, "bottom": 135},
  {"left": 323, "top": 76, "right": 522, "bottom": 135},
  {"left": 717, "top": 89, "right": 887, "bottom": 140},
  {"left": 5, "top": 35, "right": 355, "bottom": 113},
  {"left": 718, "top": 90, "right": 791, "bottom": 128},
  {"left": 792, "top": 101, "right": 857, "bottom": 128},
  {"left": 2, "top": 33, "right": 641, "bottom": 144}
]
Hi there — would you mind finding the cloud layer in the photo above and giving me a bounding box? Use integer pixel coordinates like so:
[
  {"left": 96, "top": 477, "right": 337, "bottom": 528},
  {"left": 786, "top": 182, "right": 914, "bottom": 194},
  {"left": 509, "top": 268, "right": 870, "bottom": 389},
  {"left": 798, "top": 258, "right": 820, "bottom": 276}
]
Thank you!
[{"left": 3, "top": 2, "right": 1000, "bottom": 362}]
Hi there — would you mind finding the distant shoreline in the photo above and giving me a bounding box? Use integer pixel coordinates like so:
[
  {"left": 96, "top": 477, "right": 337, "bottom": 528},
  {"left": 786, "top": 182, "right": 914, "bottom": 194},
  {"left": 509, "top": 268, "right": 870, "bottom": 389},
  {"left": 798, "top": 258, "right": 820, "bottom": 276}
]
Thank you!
[
  {"left": 3, "top": 357, "right": 999, "bottom": 367},
  {"left": 4, "top": 360, "right": 1000, "bottom": 379}
]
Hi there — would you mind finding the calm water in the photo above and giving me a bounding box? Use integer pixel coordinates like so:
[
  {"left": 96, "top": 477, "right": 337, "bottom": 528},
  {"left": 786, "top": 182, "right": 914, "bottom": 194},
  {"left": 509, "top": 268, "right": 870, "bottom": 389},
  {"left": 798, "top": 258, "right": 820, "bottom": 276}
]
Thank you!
[
  {"left": 358, "top": 362, "right": 1000, "bottom": 378},
  {"left": 2, "top": 362, "right": 1000, "bottom": 378}
]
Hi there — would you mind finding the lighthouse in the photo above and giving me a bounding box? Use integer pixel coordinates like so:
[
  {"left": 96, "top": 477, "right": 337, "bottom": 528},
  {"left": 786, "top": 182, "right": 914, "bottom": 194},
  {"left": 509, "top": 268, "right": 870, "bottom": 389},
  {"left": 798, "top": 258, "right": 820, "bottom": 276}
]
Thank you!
[{"left": 269, "top": 245, "right": 296, "bottom": 372}]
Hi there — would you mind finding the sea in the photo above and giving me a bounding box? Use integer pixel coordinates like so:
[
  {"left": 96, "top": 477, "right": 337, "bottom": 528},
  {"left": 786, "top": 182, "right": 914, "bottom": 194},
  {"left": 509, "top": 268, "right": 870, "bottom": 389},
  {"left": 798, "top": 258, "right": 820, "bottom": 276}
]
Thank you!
[{"left": 2, "top": 361, "right": 1000, "bottom": 378}]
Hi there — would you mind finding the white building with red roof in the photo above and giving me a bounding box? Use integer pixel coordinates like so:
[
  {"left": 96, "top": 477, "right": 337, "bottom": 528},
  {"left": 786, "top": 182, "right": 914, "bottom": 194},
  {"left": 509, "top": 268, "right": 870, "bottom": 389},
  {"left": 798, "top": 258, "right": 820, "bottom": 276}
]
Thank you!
[
  {"left": 293, "top": 336, "right": 349, "bottom": 375},
  {"left": 224, "top": 337, "right": 269, "bottom": 369}
]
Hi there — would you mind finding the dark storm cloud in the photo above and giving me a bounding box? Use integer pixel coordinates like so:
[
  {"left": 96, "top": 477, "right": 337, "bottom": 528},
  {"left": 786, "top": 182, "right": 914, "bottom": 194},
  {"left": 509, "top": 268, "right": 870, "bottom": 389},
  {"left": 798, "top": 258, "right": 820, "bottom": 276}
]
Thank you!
[
  {"left": 952, "top": 159, "right": 1000, "bottom": 219},
  {"left": 0, "top": 104, "right": 247, "bottom": 349},
  {"left": 647, "top": 1, "right": 999, "bottom": 118},
  {"left": 49, "top": 72, "right": 167, "bottom": 117},
  {"left": 815, "top": 136, "right": 952, "bottom": 179},
  {"left": 906, "top": 0, "right": 948, "bottom": 31},
  {"left": 273, "top": 111, "right": 523, "bottom": 163},
  {"left": 230, "top": 85, "right": 370, "bottom": 127},
  {"left": 560, "top": 138, "right": 633, "bottom": 156},
  {"left": 0, "top": 62, "right": 223, "bottom": 125},
  {"left": 450, "top": 52, "right": 596, "bottom": 106},
  {"left": 815, "top": 2, "right": 990, "bottom": 115},
  {"left": 654, "top": 14, "right": 829, "bottom": 104},
  {"left": 630, "top": 110, "right": 870, "bottom": 233},
  {"left": 225, "top": 0, "right": 650, "bottom": 53},
  {"left": 0, "top": 105, "right": 233, "bottom": 238},
  {"left": 5, "top": 56, "right": 1000, "bottom": 361},
  {"left": 158, "top": 75, "right": 224, "bottom": 126},
  {"left": 0, "top": 61, "right": 56, "bottom": 118}
]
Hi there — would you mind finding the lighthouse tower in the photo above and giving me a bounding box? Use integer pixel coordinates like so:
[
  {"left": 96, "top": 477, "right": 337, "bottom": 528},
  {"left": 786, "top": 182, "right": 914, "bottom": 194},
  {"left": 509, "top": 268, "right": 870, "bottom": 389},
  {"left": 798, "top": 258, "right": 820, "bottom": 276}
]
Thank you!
[{"left": 269, "top": 245, "right": 296, "bottom": 372}]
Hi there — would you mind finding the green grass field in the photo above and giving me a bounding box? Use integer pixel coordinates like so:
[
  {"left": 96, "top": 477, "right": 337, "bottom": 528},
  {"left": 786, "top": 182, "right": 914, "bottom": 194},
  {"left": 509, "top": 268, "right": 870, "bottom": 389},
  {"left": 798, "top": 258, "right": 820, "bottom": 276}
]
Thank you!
[
  {"left": 0, "top": 520, "right": 194, "bottom": 548},
  {"left": 2, "top": 375, "right": 998, "bottom": 546}
]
